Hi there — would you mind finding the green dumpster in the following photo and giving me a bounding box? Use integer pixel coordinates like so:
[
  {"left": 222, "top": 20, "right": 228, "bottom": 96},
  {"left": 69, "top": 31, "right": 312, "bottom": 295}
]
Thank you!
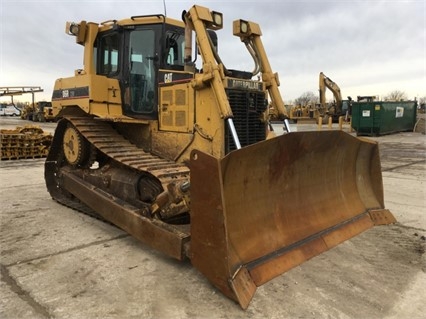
[{"left": 351, "top": 101, "right": 417, "bottom": 136}]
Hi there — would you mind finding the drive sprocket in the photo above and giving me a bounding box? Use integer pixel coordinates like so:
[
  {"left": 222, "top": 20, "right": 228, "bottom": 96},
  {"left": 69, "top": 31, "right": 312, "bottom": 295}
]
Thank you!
[{"left": 63, "top": 124, "right": 91, "bottom": 167}]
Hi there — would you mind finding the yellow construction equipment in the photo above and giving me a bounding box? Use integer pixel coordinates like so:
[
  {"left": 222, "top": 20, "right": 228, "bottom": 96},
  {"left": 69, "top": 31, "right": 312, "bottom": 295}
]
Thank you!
[
  {"left": 1, "top": 125, "right": 52, "bottom": 160},
  {"left": 21, "top": 101, "right": 55, "bottom": 122},
  {"left": 33, "top": 101, "right": 55, "bottom": 122},
  {"left": 319, "top": 72, "right": 352, "bottom": 122},
  {"left": 288, "top": 105, "right": 318, "bottom": 122},
  {"left": 45, "top": 5, "right": 396, "bottom": 309}
]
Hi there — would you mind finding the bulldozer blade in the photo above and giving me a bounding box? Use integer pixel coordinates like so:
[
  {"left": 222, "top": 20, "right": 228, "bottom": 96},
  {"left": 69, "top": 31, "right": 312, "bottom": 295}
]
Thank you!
[{"left": 189, "top": 130, "right": 395, "bottom": 309}]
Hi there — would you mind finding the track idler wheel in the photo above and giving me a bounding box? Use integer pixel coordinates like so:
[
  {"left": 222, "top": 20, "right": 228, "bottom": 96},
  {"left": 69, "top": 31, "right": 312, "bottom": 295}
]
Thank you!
[{"left": 63, "top": 124, "right": 91, "bottom": 167}]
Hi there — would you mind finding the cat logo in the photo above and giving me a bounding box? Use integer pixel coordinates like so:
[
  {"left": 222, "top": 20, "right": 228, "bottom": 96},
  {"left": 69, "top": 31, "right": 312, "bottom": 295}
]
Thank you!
[{"left": 164, "top": 73, "right": 173, "bottom": 83}]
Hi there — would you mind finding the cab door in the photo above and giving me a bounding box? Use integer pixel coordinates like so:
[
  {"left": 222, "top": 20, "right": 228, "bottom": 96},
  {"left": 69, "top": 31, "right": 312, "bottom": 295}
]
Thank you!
[{"left": 124, "top": 29, "right": 157, "bottom": 118}]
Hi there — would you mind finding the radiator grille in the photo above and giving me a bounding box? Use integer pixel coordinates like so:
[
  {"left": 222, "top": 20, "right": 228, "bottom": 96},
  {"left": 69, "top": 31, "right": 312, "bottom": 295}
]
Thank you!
[
  {"left": 162, "top": 89, "right": 173, "bottom": 104},
  {"left": 175, "top": 110, "right": 186, "bottom": 127},
  {"left": 225, "top": 89, "right": 267, "bottom": 153},
  {"left": 175, "top": 89, "right": 186, "bottom": 106}
]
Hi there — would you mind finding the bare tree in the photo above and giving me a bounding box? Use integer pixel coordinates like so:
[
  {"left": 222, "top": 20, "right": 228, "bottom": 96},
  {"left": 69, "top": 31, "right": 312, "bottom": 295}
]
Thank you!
[
  {"left": 384, "top": 90, "right": 408, "bottom": 101},
  {"left": 419, "top": 96, "right": 426, "bottom": 112},
  {"left": 294, "top": 91, "right": 317, "bottom": 106}
]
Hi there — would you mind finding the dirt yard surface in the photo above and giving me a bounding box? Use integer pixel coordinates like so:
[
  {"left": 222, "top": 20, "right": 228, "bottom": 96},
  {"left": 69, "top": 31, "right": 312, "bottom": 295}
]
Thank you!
[{"left": 1, "top": 117, "right": 425, "bottom": 319}]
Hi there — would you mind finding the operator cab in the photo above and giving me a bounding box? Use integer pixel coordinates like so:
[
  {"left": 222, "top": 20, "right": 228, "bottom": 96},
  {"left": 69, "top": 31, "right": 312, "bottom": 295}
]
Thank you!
[{"left": 95, "top": 19, "right": 186, "bottom": 119}]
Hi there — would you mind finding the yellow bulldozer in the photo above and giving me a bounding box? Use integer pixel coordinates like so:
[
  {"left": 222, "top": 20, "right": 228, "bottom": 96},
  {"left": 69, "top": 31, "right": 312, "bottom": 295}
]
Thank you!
[{"left": 45, "top": 5, "right": 396, "bottom": 309}]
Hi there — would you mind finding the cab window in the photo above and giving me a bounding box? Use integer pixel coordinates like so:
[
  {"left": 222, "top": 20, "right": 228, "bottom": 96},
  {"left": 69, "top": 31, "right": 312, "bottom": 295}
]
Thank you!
[
  {"left": 98, "top": 33, "right": 119, "bottom": 75},
  {"left": 165, "top": 31, "right": 185, "bottom": 69},
  {"left": 128, "top": 29, "right": 156, "bottom": 113}
]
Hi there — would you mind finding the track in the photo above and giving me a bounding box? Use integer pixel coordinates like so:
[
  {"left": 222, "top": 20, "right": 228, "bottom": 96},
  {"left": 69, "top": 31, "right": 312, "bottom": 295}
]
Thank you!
[
  {"left": 67, "top": 117, "right": 190, "bottom": 185},
  {"left": 45, "top": 116, "right": 190, "bottom": 215}
]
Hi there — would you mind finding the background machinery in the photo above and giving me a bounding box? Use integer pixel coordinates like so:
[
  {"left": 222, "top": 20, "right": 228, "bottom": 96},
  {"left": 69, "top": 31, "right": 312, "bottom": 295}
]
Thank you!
[
  {"left": 319, "top": 72, "right": 352, "bottom": 122},
  {"left": 21, "top": 101, "right": 55, "bottom": 122},
  {"left": 45, "top": 5, "right": 395, "bottom": 308}
]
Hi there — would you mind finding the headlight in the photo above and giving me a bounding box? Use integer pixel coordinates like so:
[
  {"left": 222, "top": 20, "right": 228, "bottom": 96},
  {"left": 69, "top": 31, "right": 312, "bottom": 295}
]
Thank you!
[
  {"left": 66, "top": 22, "right": 80, "bottom": 36},
  {"left": 240, "top": 20, "right": 248, "bottom": 34},
  {"left": 69, "top": 24, "right": 80, "bottom": 36},
  {"left": 233, "top": 20, "right": 262, "bottom": 37},
  {"left": 211, "top": 11, "right": 223, "bottom": 29}
]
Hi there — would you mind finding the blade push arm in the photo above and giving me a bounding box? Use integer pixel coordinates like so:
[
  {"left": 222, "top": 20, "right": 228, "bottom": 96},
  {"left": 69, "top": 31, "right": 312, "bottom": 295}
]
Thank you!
[
  {"left": 233, "top": 20, "right": 288, "bottom": 119},
  {"left": 184, "top": 6, "right": 241, "bottom": 148}
]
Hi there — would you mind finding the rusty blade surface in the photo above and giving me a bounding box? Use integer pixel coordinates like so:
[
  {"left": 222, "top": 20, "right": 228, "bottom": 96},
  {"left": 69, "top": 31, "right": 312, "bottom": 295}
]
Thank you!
[{"left": 190, "top": 131, "right": 395, "bottom": 309}]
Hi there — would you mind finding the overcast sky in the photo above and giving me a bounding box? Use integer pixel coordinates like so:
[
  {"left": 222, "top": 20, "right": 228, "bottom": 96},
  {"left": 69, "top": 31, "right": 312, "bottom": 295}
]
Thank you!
[{"left": 1, "top": 0, "right": 425, "bottom": 104}]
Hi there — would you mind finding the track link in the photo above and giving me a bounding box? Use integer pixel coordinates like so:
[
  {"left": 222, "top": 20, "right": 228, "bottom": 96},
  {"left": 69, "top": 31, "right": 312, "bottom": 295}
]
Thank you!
[
  {"left": 67, "top": 117, "right": 190, "bottom": 186},
  {"left": 45, "top": 116, "right": 190, "bottom": 216}
]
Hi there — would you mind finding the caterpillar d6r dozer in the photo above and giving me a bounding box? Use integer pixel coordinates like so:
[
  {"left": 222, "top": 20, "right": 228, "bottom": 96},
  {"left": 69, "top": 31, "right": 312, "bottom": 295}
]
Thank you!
[{"left": 45, "top": 5, "right": 396, "bottom": 309}]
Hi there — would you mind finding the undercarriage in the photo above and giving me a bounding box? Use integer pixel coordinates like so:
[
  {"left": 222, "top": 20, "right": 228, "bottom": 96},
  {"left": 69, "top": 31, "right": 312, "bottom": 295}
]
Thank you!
[{"left": 45, "top": 116, "right": 191, "bottom": 260}]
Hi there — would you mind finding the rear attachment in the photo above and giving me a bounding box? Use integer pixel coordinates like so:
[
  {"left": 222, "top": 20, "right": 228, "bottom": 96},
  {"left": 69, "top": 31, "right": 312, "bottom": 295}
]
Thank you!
[{"left": 189, "top": 130, "right": 395, "bottom": 309}]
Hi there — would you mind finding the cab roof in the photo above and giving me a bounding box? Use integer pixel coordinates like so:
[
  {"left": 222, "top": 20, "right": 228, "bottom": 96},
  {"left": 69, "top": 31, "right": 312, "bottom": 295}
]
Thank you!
[{"left": 98, "top": 14, "right": 184, "bottom": 32}]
